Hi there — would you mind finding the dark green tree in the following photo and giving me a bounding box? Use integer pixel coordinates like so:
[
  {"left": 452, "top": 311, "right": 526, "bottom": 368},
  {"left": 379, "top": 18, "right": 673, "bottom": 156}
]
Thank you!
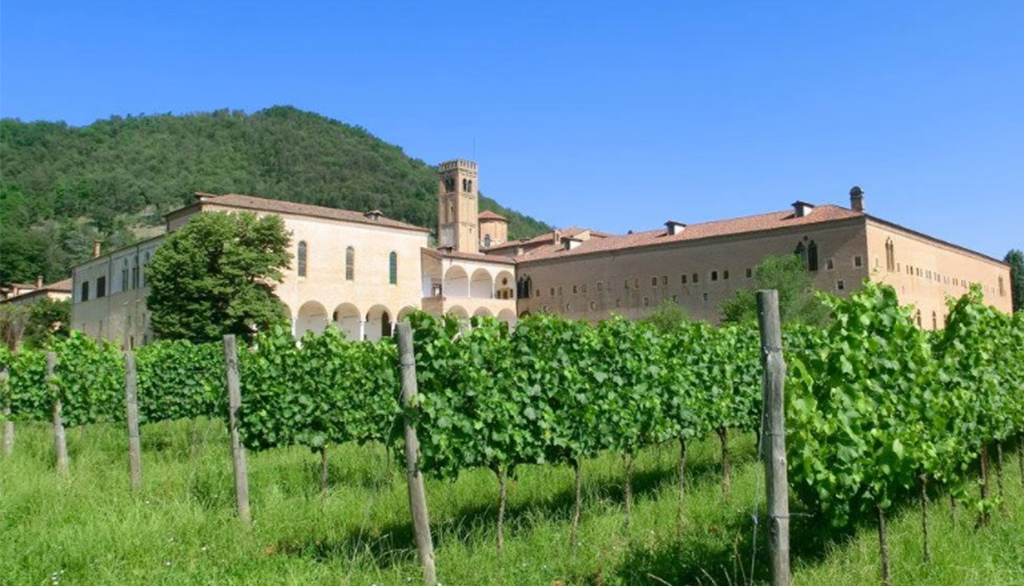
[
  {"left": 22, "top": 298, "right": 70, "bottom": 348},
  {"left": 720, "top": 254, "right": 829, "bottom": 325},
  {"left": 146, "top": 212, "right": 291, "bottom": 342},
  {"left": 1004, "top": 249, "right": 1023, "bottom": 313},
  {"left": 639, "top": 298, "right": 691, "bottom": 332}
]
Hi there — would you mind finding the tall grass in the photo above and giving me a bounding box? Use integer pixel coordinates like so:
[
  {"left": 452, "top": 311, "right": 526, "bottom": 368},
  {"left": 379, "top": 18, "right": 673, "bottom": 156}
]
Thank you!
[{"left": 1, "top": 420, "right": 1022, "bottom": 585}]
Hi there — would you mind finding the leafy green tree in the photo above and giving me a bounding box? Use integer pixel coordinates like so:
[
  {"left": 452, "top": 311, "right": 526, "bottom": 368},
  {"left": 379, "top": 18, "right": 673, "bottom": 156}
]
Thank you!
[
  {"left": 640, "top": 298, "right": 690, "bottom": 332},
  {"left": 720, "top": 254, "right": 829, "bottom": 326},
  {"left": 0, "top": 304, "right": 29, "bottom": 350},
  {"left": 1005, "top": 249, "right": 1023, "bottom": 313},
  {"left": 22, "top": 298, "right": 70, "bottom": 348},
  {"left": 146, "top": 212, "right": 291, "bottom": 342}
]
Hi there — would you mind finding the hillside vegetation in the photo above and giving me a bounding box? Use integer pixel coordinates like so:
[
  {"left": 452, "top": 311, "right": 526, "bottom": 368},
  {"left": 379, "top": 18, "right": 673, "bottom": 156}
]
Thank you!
[{"left": 0, "top": 106, "right": 550, "bottom": 285}]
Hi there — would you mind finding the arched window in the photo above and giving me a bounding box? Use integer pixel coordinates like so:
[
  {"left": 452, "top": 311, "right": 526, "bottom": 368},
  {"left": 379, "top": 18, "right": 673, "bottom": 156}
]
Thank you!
[
  {"left": 483, "top": 234, "right": 492, "bottom": 248},
  {"left": 807, "top": 240, "right": 819, "bottom": 272},
  {"left": 121, "top": 259, "right": 129, "bottom": 291},
  {"left": 885, "top": 238, "right": 895, "bottom": 272},
  {"left": 794, "top": 241, "right": 807, "bottom": 268},
  {"left": 297, "top": 241, "right": 307, "bottom": 277},
  {"left": 932, "top": 311, "right": 938, "bottom": 330},
  {"left": 999, "top": 276, "right": 1005, "bottom": 296},
  {"left": 345, "top": 246, "right": 355, "bottom": 281},
  {"left": 388, "top": 251, "right": 397, "bottom": 285}
]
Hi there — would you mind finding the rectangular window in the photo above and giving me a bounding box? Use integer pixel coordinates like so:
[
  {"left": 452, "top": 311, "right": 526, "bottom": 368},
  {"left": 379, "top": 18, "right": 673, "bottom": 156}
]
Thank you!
[
  {"left": 96, "top": 276, "right": 106, "bottom": 298},
  {"left": 711, "top": 271, "right": 718, "bottom": 282},
  {"left": 661, "top": 275, "right": 668, "bottom": 286},
  {"left": 693, "top": 273, "right": 699, "bottom": 284},
  {"left": 681, "top": 274, "right": 688, "bottom": 284},
  {"left": 597, "top": 282, "right": 603, "bottom": 292},
  {"left": 624, "top": 280, "right": 629, "bottom": 290},
  {"left": 723, "top": 270, "right": 729, "bottom": 280},
  {"left": 644, "top": 297, "right": 650, "bottom": 307},
  {"left": 121, "top": 267, "right": 129, "bottom": 291},
  {"left": 854, "top": 256, "right": 863, "bottom": 268},
  {"left": 81, "top": 281, "right": 90, "bottom": 302},
  {"left": 826, "top": 258, "right": 834, "bottom": 271},
  {"left": 837, "top": 280, "right": 846, "bottom": 291},
  {"left": 550, "top": 287, "right": 555, "bottom": 296},
  {"left": 132, "top": 264, "right": 139, "bottom": 289},
  {"left": 702, "top": 292, "right": 708, "bottom": 302},
  {"left": 582, "top": 284, "right": 588, "bottom": 293},
  {"left": 558, "top": 286, "right": 563, "bottom": 295},
  {"left": 746, "top": 268, "right": 753, "bottom": 279},
  {"left": 651, "top": 277, "right": 658, "bottom": 287},
  {"left": 573, "top": 285, "right": 578, "bottom": 294}
]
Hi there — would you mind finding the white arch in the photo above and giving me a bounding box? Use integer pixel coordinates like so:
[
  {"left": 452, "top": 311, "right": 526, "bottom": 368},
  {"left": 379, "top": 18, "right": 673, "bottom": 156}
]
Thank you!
[
  {"left": 444, "top": 266, "right": 469, "bottom": 298},
  {"left": 473, "top": 306, "right": 494, "bottom": 318},
  {"left": 332, "top": 302, "right": 361, "bottom": 341},
  {"left": 296, "top": 300, "right": 328, "bottom": 337},
  {"left": 495, "top": 270, "right": 515, "bottom": 300},
  {"left": 397, "top": 306, "right": 418, "bottom": 323},
  {"left": 470, "top": 268, "right": 493, "bottom": 299},
  {"left": 365, "top": 304, "right": 393, "bottom": 342},
  {"left": 448, "top": 305, "right": 470, "bottom": 321},
  {"left": 497, "top": 308, "right": 517, "bottom": 325}
]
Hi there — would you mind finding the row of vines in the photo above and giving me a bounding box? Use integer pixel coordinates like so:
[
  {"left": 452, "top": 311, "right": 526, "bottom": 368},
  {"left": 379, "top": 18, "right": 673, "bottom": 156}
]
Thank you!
[{"left": 2, "top": 283, "right": 1023, "bottom": 577}]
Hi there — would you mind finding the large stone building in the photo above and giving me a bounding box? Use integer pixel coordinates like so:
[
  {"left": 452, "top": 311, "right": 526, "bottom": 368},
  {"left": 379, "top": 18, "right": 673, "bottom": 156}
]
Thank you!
[{"left": 70, "top": 160, "right": 1012, "bottom": 347}]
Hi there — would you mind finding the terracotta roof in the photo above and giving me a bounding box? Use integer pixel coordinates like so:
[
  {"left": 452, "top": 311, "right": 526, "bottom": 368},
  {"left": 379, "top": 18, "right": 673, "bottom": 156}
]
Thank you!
[
  {"left": 424, "top": 247, "right": 517, "bottom": 265},
  {"left": 43, "top": 278, "right": 73, "bottom": 293},
  {"left": 486, "top": 227, "right": 609, "bottom": 251},
  {"left": 190, "top": 193, "right": 431, "bottom": 233},
  {"left": 519, "top": 205, "right": 863, "bottom": 262},
  {"left": 478, "top": 210, "right": 508, "bottom": 221}
]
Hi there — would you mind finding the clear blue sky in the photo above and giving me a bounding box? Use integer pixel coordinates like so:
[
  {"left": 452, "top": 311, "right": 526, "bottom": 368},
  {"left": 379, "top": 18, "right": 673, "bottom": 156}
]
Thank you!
[{"left": 2, "top": 1, "right": 1021, "bottom": 258}]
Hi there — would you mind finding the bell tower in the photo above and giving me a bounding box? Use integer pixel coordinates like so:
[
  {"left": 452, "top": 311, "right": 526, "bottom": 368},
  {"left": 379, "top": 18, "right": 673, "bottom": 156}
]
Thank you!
[{"left": 437, "top": 159, "right": 479, "bottom": 253}]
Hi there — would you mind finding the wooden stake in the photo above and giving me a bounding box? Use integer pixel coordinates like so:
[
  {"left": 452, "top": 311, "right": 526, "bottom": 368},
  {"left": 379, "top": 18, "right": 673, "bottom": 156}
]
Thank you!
[
  {"left": 624, "top": 453, "right": 635, "bottom": 528},
  {"left": 877, "top": 504, "right": 891, "bottom": 586},
  {"left": 395, "top": 323, "right": 437, "bottom": 585},
  {"left": 757, "top": 290, "right": 790, "bottom": 586},
  {"left": 1, "top": 366, "right": 13, "bottom": 456},
  {"left": 48, "top": 352, "right": 69, "bottom": 476},
  {"left": 718, "top": 426, "right": 731, "bottom": 498},
  {"left": 223, "top": 334, "right": 251, "bottom": 524},
  {"left": 496, "top": 465, "right": 508, "bottom": 550},
  {"left": 124, "top": 351, "right": 142, "bottom": 491},
  {"left": 570, "top": 459, "right": 583, "bottom": 546},
  {"left": 320, "top": 446, "right": 330, "bottom": 493},
  {"left": 920, "top": 473, "right": 930, "bottom": 563},
  {"left": 677, "top": 436, "right": 687, "bottom": 532}
]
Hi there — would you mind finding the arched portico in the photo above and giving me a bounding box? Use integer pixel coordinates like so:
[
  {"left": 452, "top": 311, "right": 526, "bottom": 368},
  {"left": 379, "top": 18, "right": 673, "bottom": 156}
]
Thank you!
[
  {"left": 495, "top": 270, "right": 515, "bottom": 300},
  {"left": 366, "top": 304, "right": 393, "bottom": 342},
  {"left": 448, "top": 305, "right": 470, "bottom": 321},
  {"left": 296, "top": 301, "right": 328, "bottom": 337},
  {"left": 444, "top": 266, "right": 469, "bottom": 297},
  {"left": 470, "top": 268, "right": 493, "bottom": 299},
  {"left": 397, "top": 306, "right": 418, "bottom": 324},
  {"left": 473, "top": 307, "right": 494, "bottom": 318},
  {"left": 498, "top": 308, "right": 517, "bottom": 325},
  {"left": 332, "top": 302, "right": 362, "bottom": 341}
]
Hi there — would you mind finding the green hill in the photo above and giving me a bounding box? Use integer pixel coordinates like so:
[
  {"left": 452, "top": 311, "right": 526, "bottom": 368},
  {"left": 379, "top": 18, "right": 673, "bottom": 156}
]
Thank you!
[{"left": 0, "top": 106, "right": 550, "bottom": 286}]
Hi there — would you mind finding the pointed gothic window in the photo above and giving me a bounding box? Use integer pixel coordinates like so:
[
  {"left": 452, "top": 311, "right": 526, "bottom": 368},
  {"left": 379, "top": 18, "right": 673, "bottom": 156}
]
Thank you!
[
  {"left": 389, "top": 251, "right": 397, "bottom": 284},
  {"left": 807, "top": 240, "right": 819, "bottom": 272},
  {"left": 345, "top": 246, "right": 355, "bottom": 281},
  {"left": 297, "top": 241, "right": 307, "bottom": 277}
]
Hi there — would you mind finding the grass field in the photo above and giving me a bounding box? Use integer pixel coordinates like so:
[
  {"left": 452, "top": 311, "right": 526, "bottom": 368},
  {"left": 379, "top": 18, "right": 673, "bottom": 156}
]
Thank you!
[{"left": 2, "top": 419, "right": 1023, "bottom": 585}]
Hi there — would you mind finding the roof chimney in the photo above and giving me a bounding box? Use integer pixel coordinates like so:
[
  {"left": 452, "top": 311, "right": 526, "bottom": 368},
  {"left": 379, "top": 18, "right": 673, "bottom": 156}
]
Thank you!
[
  {"left": 850, "top": 186, "right": 864, "bottom": 212},
  {"left": 93, "top": 240, "right": 102, "bottom": 258},
  {"left": 552, "top": 229, "right": 562, "bottom": 245},
  {"left": 791, "top": 200, "right": 815, "bottom": 218},
  {"left": 364, "top": 209, "right": 384, "bottom": 221},
  {"left": 665, "top": 220, "right": 686, "bottom": 236},
  {"left": 36, "top": 275, "right": 43, "bottom": 288}
]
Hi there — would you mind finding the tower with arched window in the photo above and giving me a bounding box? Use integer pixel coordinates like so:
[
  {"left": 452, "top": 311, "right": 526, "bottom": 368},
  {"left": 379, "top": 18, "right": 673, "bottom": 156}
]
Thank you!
[{"left": 437, "top": 159, "right": 480, "bottom": 254}]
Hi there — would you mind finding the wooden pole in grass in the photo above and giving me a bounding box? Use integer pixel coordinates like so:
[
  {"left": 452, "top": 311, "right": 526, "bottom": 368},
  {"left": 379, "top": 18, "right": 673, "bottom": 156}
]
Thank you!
[
  {"left": 757, "top": 290, "right": 790, "bottom": 586},
  {"left": 48, "top": 351, "right": 69, "bottom": 476},
  {"left": 223, "top": 334, "right": 251, "bottom": 524},
  {"left": 1, "top": 366, "right": 13, "bottom": 456},
  {"left": 124, "top": 350, "right": 143, "bottom": 491},
  {"left": 396, "top": 322, "right": 437, "bottom": 586}
]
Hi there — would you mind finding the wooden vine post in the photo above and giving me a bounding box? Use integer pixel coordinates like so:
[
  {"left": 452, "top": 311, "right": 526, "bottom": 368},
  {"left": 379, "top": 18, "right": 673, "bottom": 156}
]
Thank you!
[
  {"left": 396, "top": 322, "right": 438, "bottom": 585},
  {"left": 757, "top": 290, "right": 791, "bottom": 586},
  {"left": 1, "top": 366, "right": 12, "bottom": 456},
  {"left": 47, "top": 351, "right": 69, "bottom": 476},
  {"left": 223, "top": 334, "right": 251, "bottom": 524},
  {"left": 124, "top": 350, "right": 143, "bottom": 491}
]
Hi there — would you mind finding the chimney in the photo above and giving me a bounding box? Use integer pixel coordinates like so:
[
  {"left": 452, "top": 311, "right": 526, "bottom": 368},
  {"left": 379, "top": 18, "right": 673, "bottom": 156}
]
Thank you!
[
  {"left": 850, "top": 186, "right": 865, "bottom": 212},
  {"left": 93, "top": 240, "right": 102, "bottom": 258},
  {"left": 36, "top": 275, "right": 44, "bottom": 288},
  {"left": 364, "top": 209, "right": 384, "bottom": 221},
  {"left": 791, "top": 200, "right": 815, "bottom": 218},
  {"left": 552, "top": 229, "right": 562, "bottom": 245},
  {"left": 665, "top": 220, "right": 686, "bottom": 236}
]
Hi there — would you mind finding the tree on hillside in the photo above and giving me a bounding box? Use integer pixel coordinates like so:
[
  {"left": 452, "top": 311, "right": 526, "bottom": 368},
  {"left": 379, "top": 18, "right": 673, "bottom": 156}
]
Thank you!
[
  {"left": 146, "top": 212, "right": 292, "bottom": 342},
  {"left": 720, "top": 254, "right": 830, "bottom": 326},
  {"left": 1005, "top": 249, "right": 1023, "bottom": 313}
]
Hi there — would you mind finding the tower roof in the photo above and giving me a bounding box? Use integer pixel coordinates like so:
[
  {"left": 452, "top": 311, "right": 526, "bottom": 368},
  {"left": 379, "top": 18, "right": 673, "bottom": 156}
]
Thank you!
[{"left": 478, "top": 210, "right": 508, "bottom": 222}]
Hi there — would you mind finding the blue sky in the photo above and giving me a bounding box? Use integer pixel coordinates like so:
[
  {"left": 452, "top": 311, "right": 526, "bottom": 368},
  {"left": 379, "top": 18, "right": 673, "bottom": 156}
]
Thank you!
[{"left": 2, "top": 1, "right": 1021, "bottom": 258}]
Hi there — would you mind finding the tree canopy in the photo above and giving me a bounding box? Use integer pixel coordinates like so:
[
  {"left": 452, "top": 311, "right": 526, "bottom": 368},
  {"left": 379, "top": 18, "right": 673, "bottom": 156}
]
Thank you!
[
  {"left": 145, "top": 212, "right": 291, "bottom": 342},
  {"left": 1005, "top": 249, "right": 1023, "bottom": 313},
  {"left": 719, "top": 254, "right": 830, "bottom": 326},
  {"left": 0, "top": 106, "right": 551, "bottom": 286}
]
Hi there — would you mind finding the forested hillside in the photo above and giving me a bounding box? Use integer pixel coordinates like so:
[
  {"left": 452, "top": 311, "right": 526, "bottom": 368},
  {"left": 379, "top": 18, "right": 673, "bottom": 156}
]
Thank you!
[{"left": 0, "top": 106, "right": 550, "bottom": 286}]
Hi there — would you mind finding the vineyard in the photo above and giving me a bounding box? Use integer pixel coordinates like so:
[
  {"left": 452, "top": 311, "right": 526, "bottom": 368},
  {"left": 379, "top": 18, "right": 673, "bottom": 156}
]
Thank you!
[{"left": 1, "top": 282, "right": 1023, "bottom": 585}]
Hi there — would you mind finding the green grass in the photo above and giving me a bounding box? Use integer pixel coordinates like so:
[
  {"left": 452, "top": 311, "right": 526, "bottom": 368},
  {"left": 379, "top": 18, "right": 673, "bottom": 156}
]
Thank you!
[{"left": 2, "top": 420, "right": 1023, "bottom": 585}]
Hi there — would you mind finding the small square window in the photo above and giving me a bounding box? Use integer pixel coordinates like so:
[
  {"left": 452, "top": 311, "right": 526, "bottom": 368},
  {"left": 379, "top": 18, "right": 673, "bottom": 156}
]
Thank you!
[
  {"left": 644, "top": 297, "right": 650, "bottom": 307},
  {"left": 681, "top": 274, "right": 688, "bottom": 284},
  {"left": 711, "top": 271, "right": 718, "bottom": 282},
  {"left": 651, "top": 277, "right": 658, "bottom": 286},
  {"left": 693, "top": 273, "right": 700, "bottom": 284},
  {"left": 837, "top": 280, "right": 845, "bottom": 291},
  {"left": 723, "top": 270, "right": 729, "bottom": 280},
  {"left": 746, "top": 268, "right": 753, "bottom": 279},
  {"left": 826, "top": 258, "right": 834, "bottom": 271},
  {"left": 702, "top": 292, "right": 709, "bottom": 302},
  {"left": 854, "top": 256, "right": 863, "bottom": 268}
]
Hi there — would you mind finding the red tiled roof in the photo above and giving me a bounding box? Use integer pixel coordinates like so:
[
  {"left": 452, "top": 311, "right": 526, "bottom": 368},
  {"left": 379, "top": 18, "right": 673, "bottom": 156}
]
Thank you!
[
  {"left": 424, "top": 247, "right": 517, "bottom": 265},
  {"left": 486, "top": 227, "right": 609, "bottom": 251},
  {"left": 478, "top": 210, "right": 508, "bottom": 221},
  {"left": 189, "top": 193, "right": 431, "bottom": 233},
  {"left": 44, "top": 278, "right": 73, "bottom": 293},
  {"left": 519, "top": 205, "right": 863, "bottom": 262}
]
